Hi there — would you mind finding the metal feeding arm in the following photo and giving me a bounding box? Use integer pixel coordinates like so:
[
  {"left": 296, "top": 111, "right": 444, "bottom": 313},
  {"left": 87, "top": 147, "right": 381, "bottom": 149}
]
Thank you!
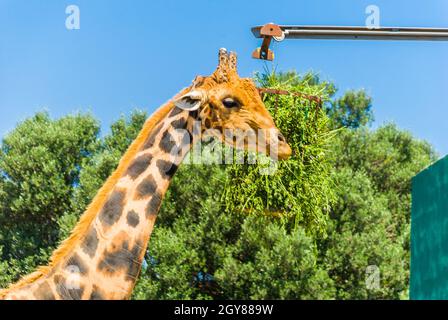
[{"left": 252, "top": 23, "right": 448, "bottom": 61}]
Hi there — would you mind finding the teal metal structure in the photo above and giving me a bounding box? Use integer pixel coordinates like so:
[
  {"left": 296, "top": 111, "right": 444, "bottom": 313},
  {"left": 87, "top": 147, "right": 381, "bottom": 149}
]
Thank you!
[{"left": 411, "top": 155, "right": 448, "bottom": 299}]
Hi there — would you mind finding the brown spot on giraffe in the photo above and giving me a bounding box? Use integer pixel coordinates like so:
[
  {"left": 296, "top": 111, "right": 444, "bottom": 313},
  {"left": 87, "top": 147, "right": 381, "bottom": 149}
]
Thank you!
[
  {"left": 33, "top": 282, "right": 55, "bottom": 300},
  {"left": 170, "top": 117, "right": 187, "bottom": 130},
  {"left": 126, "top": 210, "right": 140, "bottom": 228},
  {"left": 99, "top": 189, "right": 126, "bottom": 227},
  {"left": 204, "top": 118, "right": 212, "bottom": 129},
  {"left": 82, "top": 227, "right": 99, "bottom": 258},
  {"left": 89, "top": 285, "right": 105, "bottom": 300},
  {"left": 125, "top": 154, "right": 153, "bottom": 180},
  {"left": 134, "top": 175, "right": 158, "bottom": 200},
  {"left": 158, "top": 130, "right": 176, "bottom": 154},
  {"left": 168, "top": 106, "right": 184, "bottom": 118},
  {"left": 156, "top": 159, "right": 178, "bottom": 179},
  {"left": 142, "top": 123, "right": 163, "bottom": 150},
  {"left": 146, "top": 192, "right": 163, "bottom": 218},
  {"left": 97, "top": 233, "right": 144, "bottom": 282}
]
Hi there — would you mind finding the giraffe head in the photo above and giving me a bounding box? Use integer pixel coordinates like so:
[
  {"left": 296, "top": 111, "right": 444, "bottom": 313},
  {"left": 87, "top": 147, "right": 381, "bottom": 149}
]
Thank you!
[{"left": 174, "top": 48, "right": 292, "bottom": 160}]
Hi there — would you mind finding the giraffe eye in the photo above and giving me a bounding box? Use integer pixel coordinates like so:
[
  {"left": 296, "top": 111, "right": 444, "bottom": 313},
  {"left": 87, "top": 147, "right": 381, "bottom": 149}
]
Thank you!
[{"left": 222, "top": 97, "right": 240, "bottom": 108}]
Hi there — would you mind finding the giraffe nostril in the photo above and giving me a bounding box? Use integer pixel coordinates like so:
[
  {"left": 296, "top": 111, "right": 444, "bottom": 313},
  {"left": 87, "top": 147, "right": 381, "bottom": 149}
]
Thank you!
[{"left": 278, "top": 133, "right": 286, "bottom": 143}]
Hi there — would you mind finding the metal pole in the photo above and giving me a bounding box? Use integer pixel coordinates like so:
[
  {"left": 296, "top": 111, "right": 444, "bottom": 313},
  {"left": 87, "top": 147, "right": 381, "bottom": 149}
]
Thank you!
[
  {"left": 252, "top": 24, "right": 448, "bottom": 60},
  {"left": 252, "top": 25, "right": 448, "bottom": 41}
]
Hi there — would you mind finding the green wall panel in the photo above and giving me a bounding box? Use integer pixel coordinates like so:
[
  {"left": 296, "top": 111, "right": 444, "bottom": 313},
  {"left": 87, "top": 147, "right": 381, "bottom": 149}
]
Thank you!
[{"left": 411, "top": 155, "right": 448, "bottom": 299}]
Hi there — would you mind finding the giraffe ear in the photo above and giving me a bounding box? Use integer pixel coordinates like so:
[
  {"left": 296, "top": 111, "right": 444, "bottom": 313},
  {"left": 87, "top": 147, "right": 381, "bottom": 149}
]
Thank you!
[{"left": 174, "top": 90, "right": 206, "bottom": 111}]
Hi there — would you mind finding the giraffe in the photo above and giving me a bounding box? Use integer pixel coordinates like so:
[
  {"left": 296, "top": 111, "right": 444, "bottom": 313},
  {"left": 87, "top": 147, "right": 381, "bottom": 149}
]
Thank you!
[{"left": 0, "top": 49, "right": 292, "bottom": 300}]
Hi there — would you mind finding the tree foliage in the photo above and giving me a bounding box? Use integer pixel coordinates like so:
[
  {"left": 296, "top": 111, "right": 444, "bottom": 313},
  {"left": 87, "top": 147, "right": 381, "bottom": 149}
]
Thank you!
[
  {"left": 321, "top": 124, "right": 436, "bottom": 299},
  {"left": 326, "top": 90, "right": 373, "bottom": 129},
  {"left": 0, "top": 112, "right": 99, "bottom": 281}
]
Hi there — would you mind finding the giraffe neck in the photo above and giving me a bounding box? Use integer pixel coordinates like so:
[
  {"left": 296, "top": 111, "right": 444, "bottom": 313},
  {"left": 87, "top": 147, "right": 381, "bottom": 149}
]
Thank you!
[{"left": 2, "top": 104, "right": 196, "bottom": 300}]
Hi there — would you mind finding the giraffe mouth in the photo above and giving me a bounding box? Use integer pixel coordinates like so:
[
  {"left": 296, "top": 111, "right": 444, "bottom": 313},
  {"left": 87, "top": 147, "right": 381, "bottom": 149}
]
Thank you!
[
  {"left": 210, "top": 128, "right": 292, "bottom": 161},
  {"left": 276, "top": 142, "right": 292, "bottom": 160},
  {"left": 276, "top": 133, "right": 292, "bottom": 160}
]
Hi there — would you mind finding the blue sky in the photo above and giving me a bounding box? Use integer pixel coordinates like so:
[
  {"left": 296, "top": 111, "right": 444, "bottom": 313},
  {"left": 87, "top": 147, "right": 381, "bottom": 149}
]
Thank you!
[{"left": 1, "top": 0, "right": 447, "bottom": 156}]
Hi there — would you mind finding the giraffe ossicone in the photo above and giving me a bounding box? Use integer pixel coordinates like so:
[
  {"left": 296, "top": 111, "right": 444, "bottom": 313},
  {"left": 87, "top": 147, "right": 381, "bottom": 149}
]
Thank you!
[{"left": 0, "top": 48, "right": 291, "bottom": 300}]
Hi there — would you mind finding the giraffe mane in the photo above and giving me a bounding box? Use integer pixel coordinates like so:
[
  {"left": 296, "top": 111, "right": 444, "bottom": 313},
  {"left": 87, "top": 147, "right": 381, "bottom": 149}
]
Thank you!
[{"left": 0, "top": 89, "right": 190, "bottom": 298}]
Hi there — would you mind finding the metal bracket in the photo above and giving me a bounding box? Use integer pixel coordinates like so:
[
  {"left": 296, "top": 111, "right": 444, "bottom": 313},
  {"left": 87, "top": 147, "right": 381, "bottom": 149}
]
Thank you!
[{"left": 251, "top": 23, "right": 284, "bottom": 61}]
